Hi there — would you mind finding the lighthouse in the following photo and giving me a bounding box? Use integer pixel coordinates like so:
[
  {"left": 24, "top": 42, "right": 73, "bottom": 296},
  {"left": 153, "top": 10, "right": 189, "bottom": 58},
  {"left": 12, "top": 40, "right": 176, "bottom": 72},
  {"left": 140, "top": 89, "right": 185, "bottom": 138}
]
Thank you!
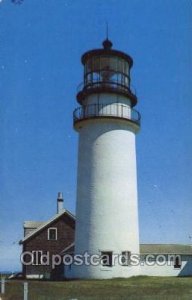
[{"left": 73, "top": 39, "right": 141, "bottom": 279}]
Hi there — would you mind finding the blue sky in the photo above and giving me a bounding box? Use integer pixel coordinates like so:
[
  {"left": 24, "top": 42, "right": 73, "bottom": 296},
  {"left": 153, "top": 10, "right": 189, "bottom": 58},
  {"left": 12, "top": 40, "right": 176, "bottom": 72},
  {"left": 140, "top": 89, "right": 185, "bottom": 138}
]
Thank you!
[{"left": 0, "top": 0, "right": 191, "bottom": 271}]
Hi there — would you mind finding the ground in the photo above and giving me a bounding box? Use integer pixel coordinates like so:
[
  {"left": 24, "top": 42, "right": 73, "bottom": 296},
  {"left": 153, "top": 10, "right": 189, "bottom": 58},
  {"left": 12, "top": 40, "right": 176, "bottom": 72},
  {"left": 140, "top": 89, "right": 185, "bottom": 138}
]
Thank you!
[{"left": 0, "top": 277, "right": 192, "bottom": 300}]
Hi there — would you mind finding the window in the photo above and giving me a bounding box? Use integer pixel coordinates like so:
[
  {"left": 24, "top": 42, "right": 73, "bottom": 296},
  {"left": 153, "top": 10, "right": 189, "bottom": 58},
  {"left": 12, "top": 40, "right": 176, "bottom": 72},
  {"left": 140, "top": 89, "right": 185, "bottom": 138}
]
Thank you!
[
  {"left": 32, "top": 251, "right": 43, "bottom": 265},
  {"left": 121, "top": 251, "right": 131, "bottom": 266},
  {"left": 48, "top": 228, "right": 57, "bottom": 240},
  {"left": 101, "top": 251, "right": 113, "bottom": 267},
  {"left": 174, "top": 256, "right": 181, "bottom": 269}
]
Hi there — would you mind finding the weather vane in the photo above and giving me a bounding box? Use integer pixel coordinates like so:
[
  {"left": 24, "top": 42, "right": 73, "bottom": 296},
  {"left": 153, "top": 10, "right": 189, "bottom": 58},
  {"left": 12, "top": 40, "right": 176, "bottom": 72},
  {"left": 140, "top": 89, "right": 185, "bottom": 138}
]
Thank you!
[{"left": 106, "top": 21, "right": 109, "bottom": 39}]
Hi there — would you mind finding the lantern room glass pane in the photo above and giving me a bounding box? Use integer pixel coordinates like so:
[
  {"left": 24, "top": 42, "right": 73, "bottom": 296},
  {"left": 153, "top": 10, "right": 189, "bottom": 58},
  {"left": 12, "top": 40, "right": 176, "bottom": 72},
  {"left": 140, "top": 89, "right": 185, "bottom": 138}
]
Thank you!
[
  {"left": 84, "top": 55, "right": 130, "bottom": 89},
  {"left": 92, "top": 57, "right": 100, "bottom": 71},
  {"left": 117, "top": 58, "right": 123, "bottom": 73},
  {"left": 100, "top": 56, "right": 109, "bottom": 70},
  {"left": 124, "top": 61, "right": 129, "bottom": 74},
  {"left": 85, "top": 58, "right": 92, "bottom": 73}
]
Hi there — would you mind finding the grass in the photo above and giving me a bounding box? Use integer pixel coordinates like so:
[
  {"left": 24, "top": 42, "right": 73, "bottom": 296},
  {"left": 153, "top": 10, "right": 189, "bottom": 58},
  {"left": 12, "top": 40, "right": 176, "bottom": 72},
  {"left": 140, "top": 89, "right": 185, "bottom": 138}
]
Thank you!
[{"left": 0, "top": 276, "right": 192, "bottom": 300}]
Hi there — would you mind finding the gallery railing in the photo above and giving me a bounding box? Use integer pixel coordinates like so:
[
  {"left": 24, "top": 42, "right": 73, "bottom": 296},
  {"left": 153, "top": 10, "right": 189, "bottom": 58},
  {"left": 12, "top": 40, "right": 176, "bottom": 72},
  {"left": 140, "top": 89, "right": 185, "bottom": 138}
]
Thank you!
[{"left": 73, "top": 103, "right": 141, "bottom": 125}]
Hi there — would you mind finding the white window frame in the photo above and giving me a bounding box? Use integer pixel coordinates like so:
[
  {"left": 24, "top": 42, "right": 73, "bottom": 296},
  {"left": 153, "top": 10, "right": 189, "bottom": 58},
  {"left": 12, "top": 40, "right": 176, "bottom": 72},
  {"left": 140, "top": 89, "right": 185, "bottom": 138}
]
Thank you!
[
  {"left": 47, "top": 227, "right": 57, "bottom": 241},
  {"left": 32, "top": 250, "right": 43, "bottom": 265}
]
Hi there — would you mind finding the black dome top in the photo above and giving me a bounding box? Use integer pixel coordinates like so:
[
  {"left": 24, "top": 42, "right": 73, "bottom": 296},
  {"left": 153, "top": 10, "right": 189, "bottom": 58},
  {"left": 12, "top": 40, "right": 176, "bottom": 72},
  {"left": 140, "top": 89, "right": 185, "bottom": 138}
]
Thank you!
[
  {"left": 81, "top": 39, "right": 133, "bottom": 68},
  {"left": 102, "top": 39, "right": 113, "bottom": 50}
]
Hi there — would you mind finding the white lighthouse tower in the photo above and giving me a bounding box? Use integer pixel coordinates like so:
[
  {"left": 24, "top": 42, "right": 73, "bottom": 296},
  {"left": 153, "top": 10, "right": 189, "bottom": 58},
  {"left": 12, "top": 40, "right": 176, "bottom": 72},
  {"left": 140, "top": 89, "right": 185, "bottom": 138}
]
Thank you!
[{"left": 73, "top": 39, "right": 141, "bottom": 279}]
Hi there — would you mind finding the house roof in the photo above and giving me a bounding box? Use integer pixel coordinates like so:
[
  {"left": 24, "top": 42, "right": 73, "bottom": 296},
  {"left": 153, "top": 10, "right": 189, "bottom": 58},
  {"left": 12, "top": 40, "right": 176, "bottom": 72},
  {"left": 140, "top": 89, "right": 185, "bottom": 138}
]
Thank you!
[
  {"left": 60, "top": 242, "right": 75, "bottom": 255},
  {"left": 60, "top": 243, "right": 192, "bottom": 256},
  {"left": 20, "top": 209, "right": 75, "bottom": 244},
  {"left": 24, "top": 221, "right": 46, "bottom": 228},
  {"left": 140, "top": 244, "right": 192, "bottom": 255}
]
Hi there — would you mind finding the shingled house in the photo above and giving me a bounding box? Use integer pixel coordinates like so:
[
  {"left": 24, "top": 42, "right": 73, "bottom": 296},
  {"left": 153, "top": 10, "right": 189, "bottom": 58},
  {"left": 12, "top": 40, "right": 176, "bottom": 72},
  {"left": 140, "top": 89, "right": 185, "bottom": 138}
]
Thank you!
[
  {"left": 20, "top": 193, "right": 75, "bottom": 280},
  {"left": 20, "top": 193, "right": 192, "bottom": 280}
]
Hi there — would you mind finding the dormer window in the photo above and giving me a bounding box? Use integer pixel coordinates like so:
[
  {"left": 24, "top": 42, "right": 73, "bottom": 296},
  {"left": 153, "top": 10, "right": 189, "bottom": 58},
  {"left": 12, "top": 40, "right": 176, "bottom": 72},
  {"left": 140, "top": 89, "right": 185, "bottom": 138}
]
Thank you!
[{"left": 48, "top": 228, "right": 57, "bottom": 240}]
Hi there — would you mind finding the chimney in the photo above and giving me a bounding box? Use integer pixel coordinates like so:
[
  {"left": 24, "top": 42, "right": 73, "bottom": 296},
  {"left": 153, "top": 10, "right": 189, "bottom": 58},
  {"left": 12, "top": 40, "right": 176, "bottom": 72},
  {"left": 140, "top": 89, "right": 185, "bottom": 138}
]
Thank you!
[{"left": 57, "top": 192, "right": 64, "bottom": 214}]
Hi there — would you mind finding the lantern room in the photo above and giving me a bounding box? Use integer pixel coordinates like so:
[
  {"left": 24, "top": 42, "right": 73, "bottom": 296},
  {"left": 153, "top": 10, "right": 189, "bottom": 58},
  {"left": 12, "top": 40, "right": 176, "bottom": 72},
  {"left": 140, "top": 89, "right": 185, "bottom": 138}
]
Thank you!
[{"left": 77, "top": 39, "right": 137, "bottom": 107}]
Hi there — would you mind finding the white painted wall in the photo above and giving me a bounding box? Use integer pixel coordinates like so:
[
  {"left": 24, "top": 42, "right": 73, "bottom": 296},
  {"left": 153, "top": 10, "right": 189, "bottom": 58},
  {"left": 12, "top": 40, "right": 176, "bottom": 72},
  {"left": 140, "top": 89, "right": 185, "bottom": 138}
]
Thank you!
[
  {"left": 65, "top": 254, "right": 192, "bottom": 278},
  {"left": 71, "top": 262, "right": 140, "bottom": 279},
  {"left": 73, "top": 92, "right": 140, "bottom": 278},
  {"left": 140, "top": 255, "right": 192, "bottom": 277}
]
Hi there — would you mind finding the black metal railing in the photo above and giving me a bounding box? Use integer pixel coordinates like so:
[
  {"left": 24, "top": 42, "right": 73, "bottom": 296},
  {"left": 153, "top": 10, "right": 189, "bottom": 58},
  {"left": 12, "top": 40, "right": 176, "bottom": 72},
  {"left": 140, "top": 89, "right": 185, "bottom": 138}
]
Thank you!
[
  {"left": 73, "top": 103, "right": 141, "bottom": 125},
  {"left": 77, "top": 81, "right": 137, "bottom": 96}
]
